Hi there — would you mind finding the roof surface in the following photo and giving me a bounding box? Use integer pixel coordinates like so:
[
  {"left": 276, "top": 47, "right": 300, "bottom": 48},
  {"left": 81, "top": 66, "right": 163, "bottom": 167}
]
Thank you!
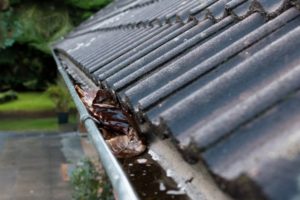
[{"left": 54, "top": 0, "right": 300, "bottom": 199}]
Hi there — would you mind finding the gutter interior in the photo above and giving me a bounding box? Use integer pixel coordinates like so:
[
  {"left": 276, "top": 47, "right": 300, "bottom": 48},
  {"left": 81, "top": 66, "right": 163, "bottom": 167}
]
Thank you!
[{"left": 56, "top": 53, "right": 231, "bottom": 200}]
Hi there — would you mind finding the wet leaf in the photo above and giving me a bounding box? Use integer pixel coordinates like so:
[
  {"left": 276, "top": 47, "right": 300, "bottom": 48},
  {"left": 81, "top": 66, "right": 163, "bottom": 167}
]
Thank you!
[{"left": 75, "top": 85, "right": 146, "bottom": 158}]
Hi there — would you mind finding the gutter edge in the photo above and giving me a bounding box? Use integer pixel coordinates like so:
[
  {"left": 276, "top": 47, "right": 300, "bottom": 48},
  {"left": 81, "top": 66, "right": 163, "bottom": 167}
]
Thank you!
[{"left": 52, "top": 50, "right": 139, "bottom": 200}]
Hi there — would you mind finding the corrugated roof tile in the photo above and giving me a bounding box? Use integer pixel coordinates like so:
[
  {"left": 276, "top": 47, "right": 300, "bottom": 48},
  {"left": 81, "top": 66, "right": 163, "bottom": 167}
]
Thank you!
[{"left": 54, "top": 1, "right": 300, "bottom": 199}]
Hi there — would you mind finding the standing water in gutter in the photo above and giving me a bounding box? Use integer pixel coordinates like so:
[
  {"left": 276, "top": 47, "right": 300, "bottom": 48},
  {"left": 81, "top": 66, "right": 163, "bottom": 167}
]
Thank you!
[{"left": 75, "top": 85, "right": 189, "bottom": 199}]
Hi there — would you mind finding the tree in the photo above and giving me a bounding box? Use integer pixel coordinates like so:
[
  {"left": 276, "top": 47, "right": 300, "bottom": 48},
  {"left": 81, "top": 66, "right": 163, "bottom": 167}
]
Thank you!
[{"left": 0, "top": 0, "right": 111, "bottom": 91}]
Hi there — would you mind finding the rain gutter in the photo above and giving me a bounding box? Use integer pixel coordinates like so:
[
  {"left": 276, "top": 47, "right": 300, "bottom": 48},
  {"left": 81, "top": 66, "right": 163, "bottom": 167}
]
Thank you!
[{"left": 52, "top": 50, "right": 139, "bottom": 200}]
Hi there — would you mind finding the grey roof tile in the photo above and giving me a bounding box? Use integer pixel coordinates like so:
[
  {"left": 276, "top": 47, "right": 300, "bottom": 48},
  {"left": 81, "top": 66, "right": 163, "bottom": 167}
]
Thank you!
[
  {"left": 203, "top": 90, "right": 300, "bottom": 200},
  {"left": 143, "top": 8, "right": 300, "bottom": 129},
  {"left": 94, "top": 22, "right": 197, "bottom": 81},
  {"left": 171, "top": 26, "right": 300, "bottom": 149},
  {"left": 120, "top": 18, "right": 223, "bottom": 110},
  {"left": 54, "top": 1, "right": 300, "bottom": 199},
  {"left": 130, "top": 13, "right": 265, "bottom": 112}
]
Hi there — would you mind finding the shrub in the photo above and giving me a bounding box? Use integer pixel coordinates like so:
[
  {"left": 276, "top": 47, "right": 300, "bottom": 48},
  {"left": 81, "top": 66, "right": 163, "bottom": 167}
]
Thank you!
[
  {"left": 65, "top": 0, "right": 112, "bottom": 10},
  {"left": 0, "top": 0, "right": 112, "bottom": 92},
  {"left": 46, "top": 78, "right": 72, "bottom": 112},
  {"left": 0, "top": 90, "right": 18, "bottom": 104},
  {"left": 0, "top": 8, "right": 22, "bottom": 49},
  {"left": 71, "top": 159, "right": 114, "bottom": 200},
  {"left": 16, "top": 3, "right": 73, "bottom": 54},
  {"left": 0, "top": 44, "right": 57, "bottom": 91}
]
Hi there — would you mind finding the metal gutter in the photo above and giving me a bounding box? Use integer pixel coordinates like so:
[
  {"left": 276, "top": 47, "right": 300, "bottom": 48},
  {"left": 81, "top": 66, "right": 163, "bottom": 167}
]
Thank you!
[
  {"left": 52, "top": 50, "right": 139, "bottom": 200},
  {"left": 53, "top": 53, "right": 233, "bottom": 200}
]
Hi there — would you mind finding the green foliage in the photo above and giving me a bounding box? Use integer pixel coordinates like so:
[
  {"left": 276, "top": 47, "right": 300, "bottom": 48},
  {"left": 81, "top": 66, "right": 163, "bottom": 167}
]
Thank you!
[
  {"left": 69, "top": 9, "right": 94, "bottom": 26},
  {"left": 9, "top": 0, "right": 21, "bottom": 6},
  {"left": 71, "top": 159, "right": 114, "bottom": 200},
  {"left": 46, "top": 78, "right": 72, "bottom": 112},
  {"left": 16, "top": 3, "right": 73, "bottom": 53},
  {"left": 0, "top": 90, "right": 18, "bottom": 104},
  {"left": 0, "top": 45, "right": 57, "bottom": 91},
  {"left": 0, "top": 8, "right": 22, "bottom": 48},
  {"left": 65, "top": 0, "right": 111, "bottom": 10},
  {"left": 0, "top": 0, "right": 112, "bottom": 92}
]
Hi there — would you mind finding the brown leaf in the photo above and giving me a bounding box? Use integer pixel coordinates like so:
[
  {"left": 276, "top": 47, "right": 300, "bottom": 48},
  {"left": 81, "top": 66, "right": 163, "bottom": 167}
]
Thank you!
[
  {"left": 106, "top": 135, "right": 146, "bottom": 158},
  {"left": 93, "top": 89, "right": 113, "bottom": 104},
  {"left": 75, "top": 85, "right": 146, "bottom": 158}
]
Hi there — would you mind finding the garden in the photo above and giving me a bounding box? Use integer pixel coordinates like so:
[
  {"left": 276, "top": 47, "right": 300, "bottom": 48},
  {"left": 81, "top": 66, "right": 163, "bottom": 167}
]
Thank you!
[
  {"left": 0, "top": 0, "right": 114, "bottom": 199},
  {"left": 0, "top": 0, "right": 110, "bottom": 131}
]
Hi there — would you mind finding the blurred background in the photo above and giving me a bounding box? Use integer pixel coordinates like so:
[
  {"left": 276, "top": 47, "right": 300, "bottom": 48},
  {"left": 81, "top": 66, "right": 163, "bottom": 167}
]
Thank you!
[
  {"left": 0, "top": 0, "right": 111, "bottom": 132},
  {"left": 0, "top": 1, "right": 115, "bottom": 200}
]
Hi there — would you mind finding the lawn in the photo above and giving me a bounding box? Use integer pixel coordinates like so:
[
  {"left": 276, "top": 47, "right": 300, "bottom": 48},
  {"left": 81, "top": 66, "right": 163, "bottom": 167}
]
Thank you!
[
  {"left": 0, "top": 91, "right": 77, "bottom": 132},
  {"left": 0, "top": 115, "right": 78, "bottom": 132},
  {"left": 0, "top": 92, "right": 55, "bottom": 112},
  {"left": 0, "top": 117, "right": 58, "bottom": 131}
]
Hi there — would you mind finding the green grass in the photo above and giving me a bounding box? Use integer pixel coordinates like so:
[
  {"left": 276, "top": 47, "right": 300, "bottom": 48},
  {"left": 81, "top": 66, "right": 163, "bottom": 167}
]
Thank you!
[
  {"left": 0, "top": 92, "right": 55, "bottom": 112},
  {"left": 0, "top": 117, "right": 58, "bottom": 131},
  {"left": 0, "top": 115, "right": 78, "bottom": 132},
  {"left": 0, "top": 91, "right": 78, "bottom": 132}
]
